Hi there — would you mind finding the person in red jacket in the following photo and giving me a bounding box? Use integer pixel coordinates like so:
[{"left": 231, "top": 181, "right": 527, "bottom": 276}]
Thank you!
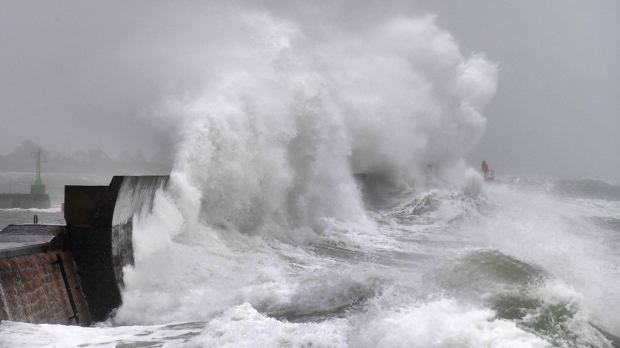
[{"left": 481, "top": 161, "right": 490, "bottom": 179}]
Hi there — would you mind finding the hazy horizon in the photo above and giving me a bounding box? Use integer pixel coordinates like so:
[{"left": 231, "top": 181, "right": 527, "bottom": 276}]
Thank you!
[{"left": 1, "top": 1, "right": 618, "bottom": 181}]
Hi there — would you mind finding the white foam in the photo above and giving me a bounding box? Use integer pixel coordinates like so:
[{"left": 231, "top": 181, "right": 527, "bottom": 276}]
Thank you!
[
  {"left": 0, "top": 320, "right": 204, "bottom": 348},
  {"left": 131, "top": 189, "right": 184, "bottom": 262},
  {"left": 188, "top": 303, "right": 350, "bottom": 348},
  {"left": 351, "top": 297, "right": 550, "bottom": 348},
  {"left": 165, "top": 11, "right": 497, "bottom": 240},
  {"left": 469, "top": 183, "right": 620, "bottom": 331},
  {"left": 116, "top": 219, "right": 297, "bottom": 325},
  {"left": 115, "top": 10, "right": 498, "bottom": 328}
]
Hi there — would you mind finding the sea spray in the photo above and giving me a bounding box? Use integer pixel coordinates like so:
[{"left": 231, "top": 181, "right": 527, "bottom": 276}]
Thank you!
[
  {"left": 470, "top": 184, "right": 620, "bottom": 331},
  {"left": 167, "top": 11, "right": 497, "bottom": 239},
  {"left": 3, "top": 4, "right": 620, "bottom": 348},
  {"left": 351, "top": 297, "right": 550, "bottom": 348}
]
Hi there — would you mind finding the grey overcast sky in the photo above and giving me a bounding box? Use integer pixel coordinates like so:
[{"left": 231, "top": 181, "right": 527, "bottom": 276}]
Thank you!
[{"left": 1, "top": 1, "right": 618, "bottom": 180}]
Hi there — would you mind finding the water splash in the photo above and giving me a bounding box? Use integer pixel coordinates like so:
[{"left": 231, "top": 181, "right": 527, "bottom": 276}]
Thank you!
[{"left": 167, "top": 11, "right": 497, "bottom": 238}]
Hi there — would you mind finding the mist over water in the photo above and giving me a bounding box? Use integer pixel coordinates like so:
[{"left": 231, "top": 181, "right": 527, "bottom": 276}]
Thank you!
[
  {"left": 2, "top": 5, "right": 620, "bottom": 348},
  {"left": 117, "top": 11, "right": 500, "bottom": 322},
  {"left": 168, "top": 11, "right": 497, "bottom": 236}
]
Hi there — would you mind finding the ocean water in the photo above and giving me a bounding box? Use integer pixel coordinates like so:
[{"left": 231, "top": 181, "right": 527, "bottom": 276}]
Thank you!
[
  {"left": 0, "top": 172, "right": 112, "bottom": 228},
  {"left": 1, "top": 10, "right": 619, "bottom": 348},
  {"left": 1, "top": 175, "right": 619, "bottom": 348}
]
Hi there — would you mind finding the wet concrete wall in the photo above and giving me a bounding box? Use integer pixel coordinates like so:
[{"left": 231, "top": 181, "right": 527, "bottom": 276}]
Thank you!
[
  {"left": 111, "top": 176, "right": 169, "bottom": 286},
  {"left": 0, "top": 175, "right": 168, "bottom": 325},
  {"left": 65, "top": 176, "right": 169, "bottom": 321},
  {"left": 64, "top": 184, "right": 117, "bottom": 322},
  {"left": 0, "top": 250, "right": 90, "bottom": 326},
  {"left": 0, "top": 226, "right": 90, "bottom": 326}
]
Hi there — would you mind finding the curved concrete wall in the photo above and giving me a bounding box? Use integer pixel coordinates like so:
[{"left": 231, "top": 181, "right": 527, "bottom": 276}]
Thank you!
[
  {"left": 65, "top": 175, "right": 169, "bottom": 321},
  {"left": 111, "top": 176, "right": 169, "bottom": 287},
  {"left": 0, "top": 176, "right": 168, "bottom": 325}
]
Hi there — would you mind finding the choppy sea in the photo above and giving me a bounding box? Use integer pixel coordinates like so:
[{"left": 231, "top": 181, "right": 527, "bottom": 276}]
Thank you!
[{"left": 1, "top": 172, "right": 619, "bottom": 348}]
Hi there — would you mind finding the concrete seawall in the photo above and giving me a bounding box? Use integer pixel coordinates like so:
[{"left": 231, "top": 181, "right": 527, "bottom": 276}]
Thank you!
[
  {"left": 0, "top": 175, "right": 169, "bottom": 325},
  {"left": 66, "top": 175, "right": 169, "bottom": 321},
  {"left": 0, "top": 225, "right": 90, "bottom": 326},
  {"left": 0, "top": 249, "right": 90, "bottom": 325}
]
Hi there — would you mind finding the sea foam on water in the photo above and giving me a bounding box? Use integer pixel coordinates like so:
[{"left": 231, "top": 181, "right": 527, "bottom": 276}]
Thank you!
[{"left": 5, "top": 5, "right": 620, "bottom": 348}]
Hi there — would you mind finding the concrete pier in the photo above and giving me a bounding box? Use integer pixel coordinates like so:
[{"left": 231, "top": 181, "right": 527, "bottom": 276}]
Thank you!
[
  {"left": 65, "top": 175, "right": 169, "bottom": 321},
  {"left": 0, "top": 175, "right": 169, "bottom": 325}
]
